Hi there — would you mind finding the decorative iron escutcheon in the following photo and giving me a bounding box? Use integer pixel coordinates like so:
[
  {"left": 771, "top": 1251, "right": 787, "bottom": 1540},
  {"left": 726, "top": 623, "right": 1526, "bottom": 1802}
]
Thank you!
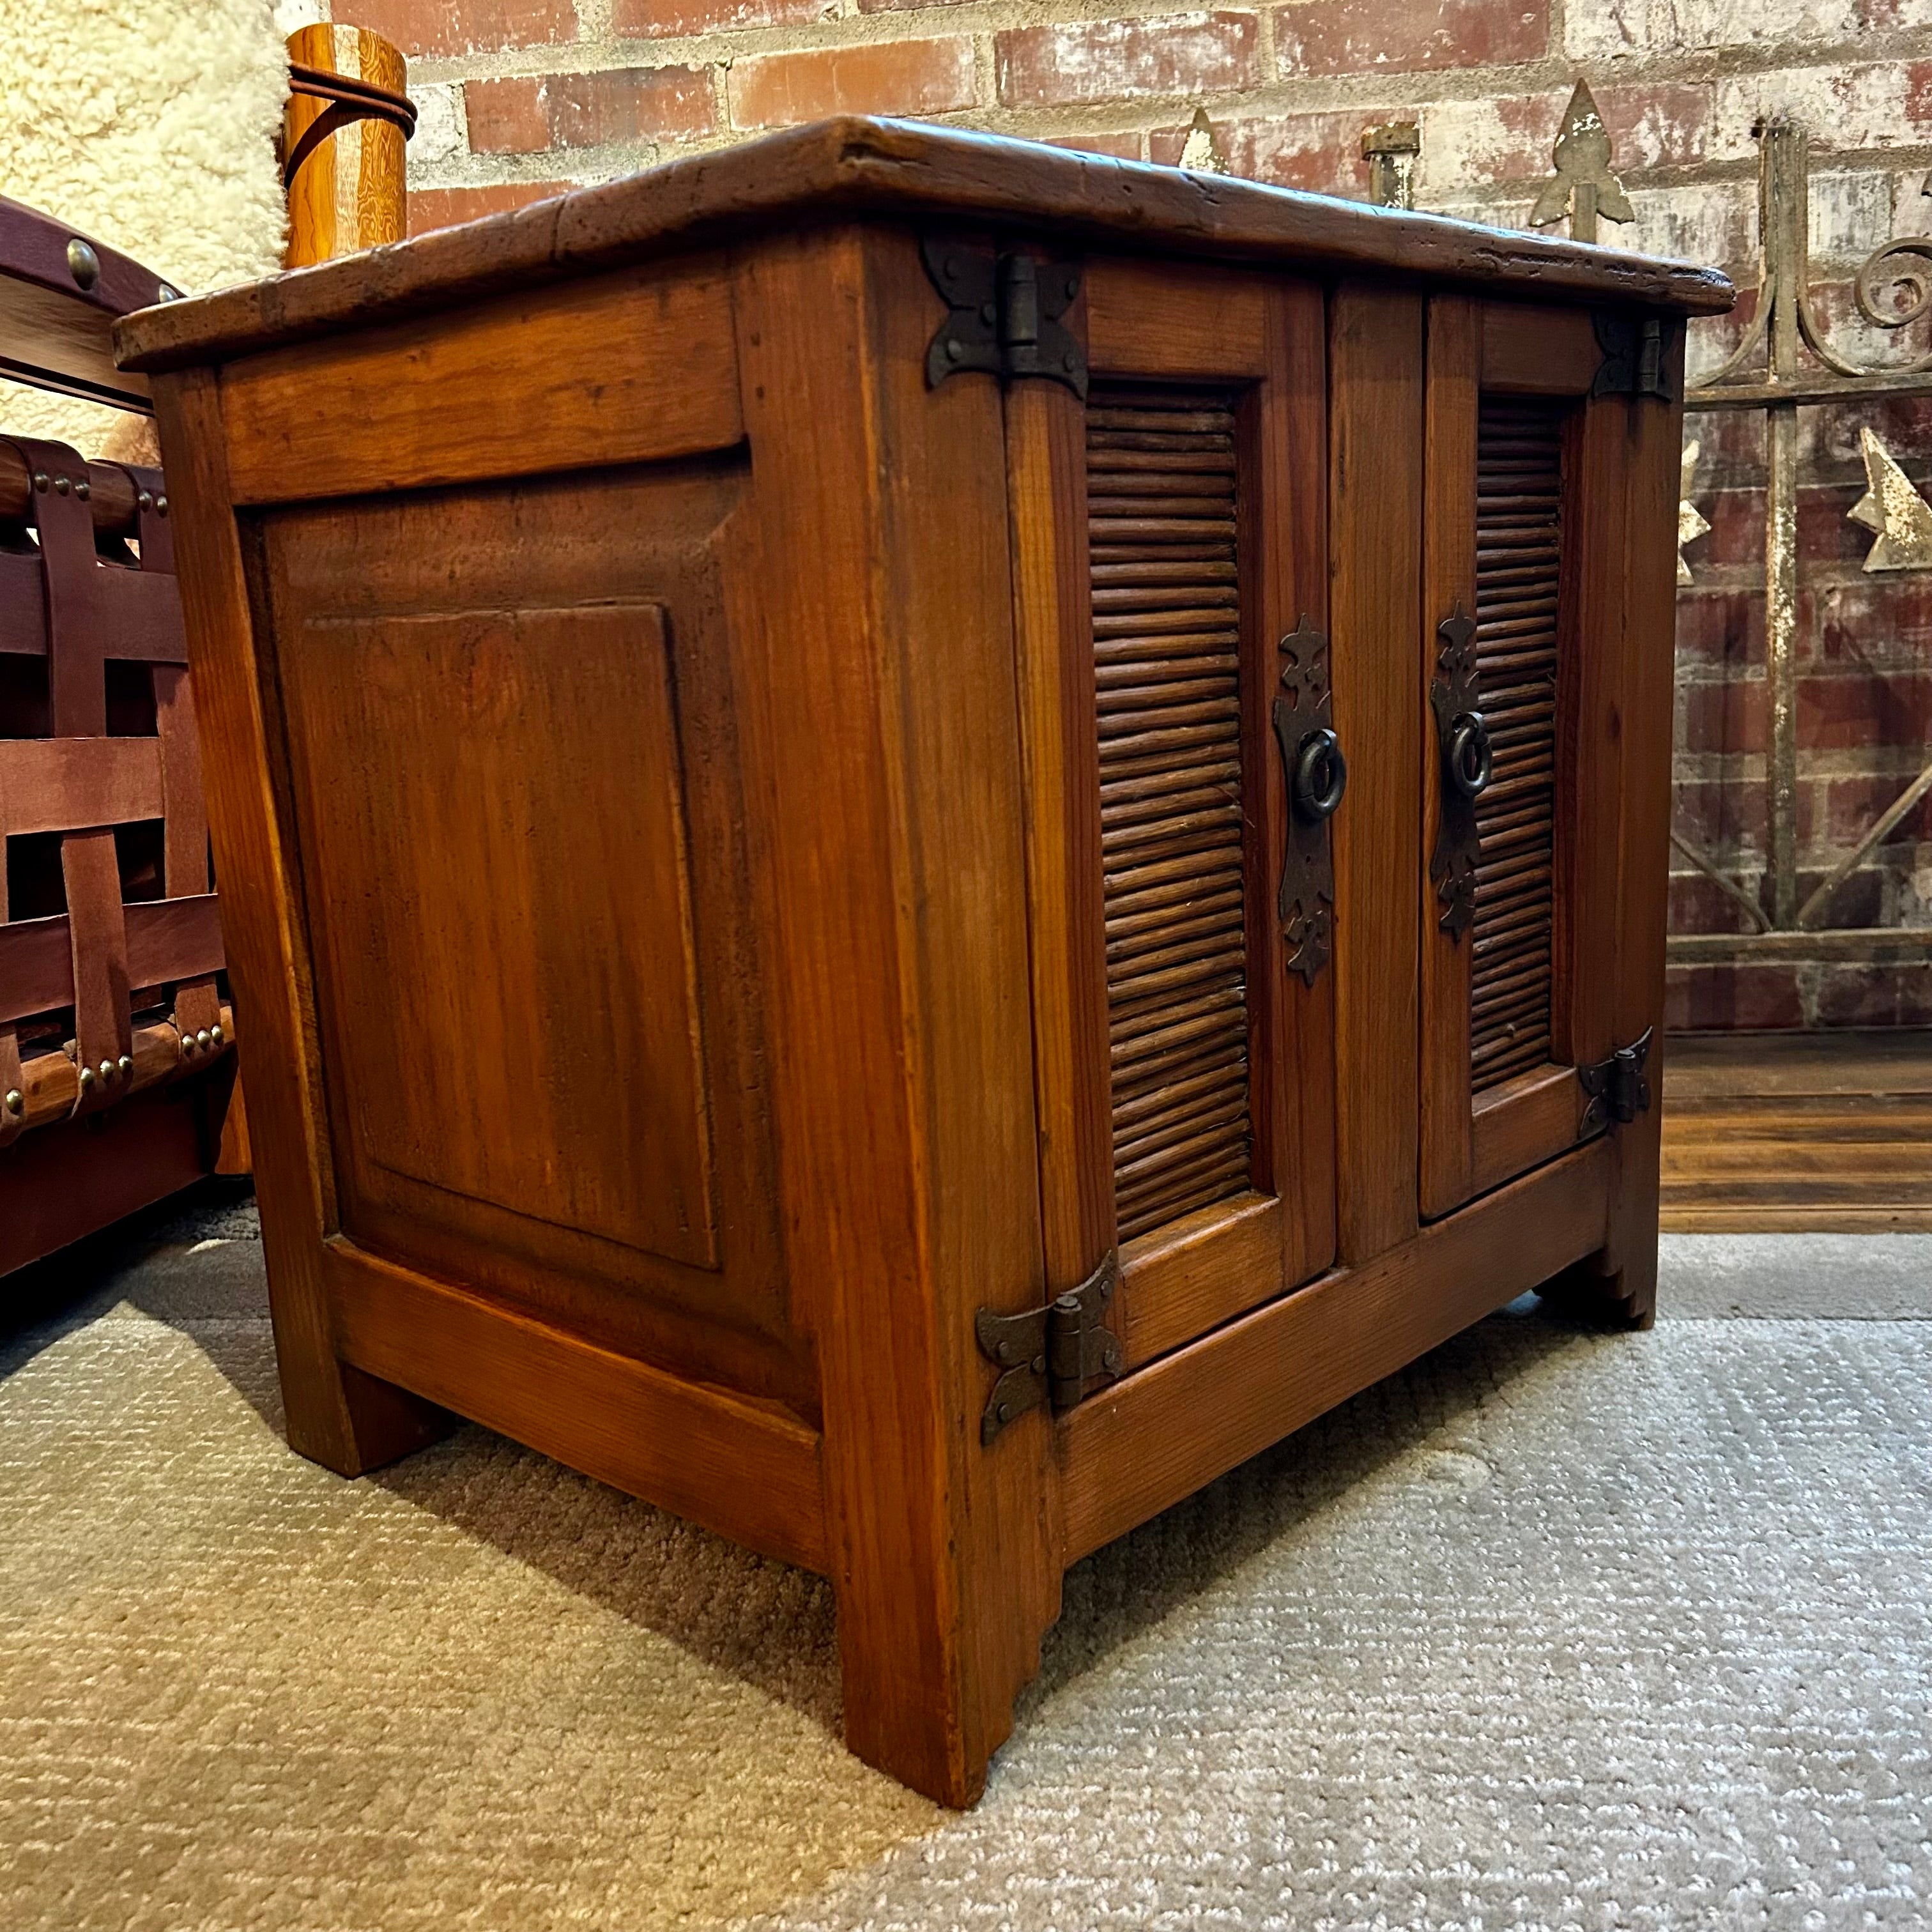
[
  {"left": 1429, "top": 602, "right": 1491, "bottom": 940},
  {"left": 921, "top": 237, "right": 1088, "bottom": 398},
  {"left": 1577, "top": 1026, "right": 1655, "bottom": 1138},
  {"left": 975, "top": 1249, "right": 1121, "bottom": 1445},
  {"left": 1273, "top": 617, "right": 1342, "bottom": 985}
]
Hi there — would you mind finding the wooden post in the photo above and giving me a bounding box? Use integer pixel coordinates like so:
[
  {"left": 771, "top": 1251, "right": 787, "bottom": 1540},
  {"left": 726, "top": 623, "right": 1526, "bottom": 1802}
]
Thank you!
[{"left": 282, "top": 26, "right": 411, "bottom": 269}]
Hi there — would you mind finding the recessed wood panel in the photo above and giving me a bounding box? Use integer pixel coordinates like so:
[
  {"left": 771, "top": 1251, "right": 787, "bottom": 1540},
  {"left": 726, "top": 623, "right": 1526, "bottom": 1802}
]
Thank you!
[
  {"left": 1087, "top": 383, "right": 1252, "bottom": 1241},
  {"left": 280, "top": 596, "right": 717, "bottom": 1268},
  {"left": 255, "top": 459, "right": 804, "bottom": 1411},
  {"left": 1470, "top": 395, "right": 1566, "bottom": 1092}
]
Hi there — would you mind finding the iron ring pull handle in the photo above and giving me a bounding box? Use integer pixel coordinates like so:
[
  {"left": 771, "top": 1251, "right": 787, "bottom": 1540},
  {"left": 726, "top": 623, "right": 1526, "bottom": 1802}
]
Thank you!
[
  {"left": 1290, "top": 726, "right": 1347, "bottom": 823},
  {"left": 1444, "top": 710, "right": 1493, "bottom": 800}
]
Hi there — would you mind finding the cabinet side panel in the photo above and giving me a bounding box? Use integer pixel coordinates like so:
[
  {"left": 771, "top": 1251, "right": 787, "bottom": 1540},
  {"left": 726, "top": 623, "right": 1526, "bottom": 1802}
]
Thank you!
[
  {"left": 275, "top": 595, "right": 717, "bottom": 1267},
  {"left": 254, "top": 459, "right": 806, "bottom": 1410}
]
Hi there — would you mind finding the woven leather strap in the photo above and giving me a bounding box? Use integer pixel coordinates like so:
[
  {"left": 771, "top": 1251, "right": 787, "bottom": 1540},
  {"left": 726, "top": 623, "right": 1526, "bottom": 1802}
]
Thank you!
[{"left": 2, "top": 436, "right": 134, "bottom": 1117}]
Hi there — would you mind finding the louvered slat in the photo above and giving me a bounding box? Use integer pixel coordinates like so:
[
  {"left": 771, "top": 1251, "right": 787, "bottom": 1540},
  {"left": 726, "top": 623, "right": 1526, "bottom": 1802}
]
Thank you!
[
  {"left": 1471, "top": 397, "right": 1565, "bottom": 1091},
  {"left": 1090, "top": 385, "right": 1251, "bottom": 1240}
]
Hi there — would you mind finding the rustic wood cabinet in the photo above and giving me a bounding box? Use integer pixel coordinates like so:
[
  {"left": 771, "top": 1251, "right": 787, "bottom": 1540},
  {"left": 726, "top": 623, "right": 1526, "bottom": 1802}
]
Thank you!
[{"left": 118, "top": 120, "right": 1732, "bottom": 1807}]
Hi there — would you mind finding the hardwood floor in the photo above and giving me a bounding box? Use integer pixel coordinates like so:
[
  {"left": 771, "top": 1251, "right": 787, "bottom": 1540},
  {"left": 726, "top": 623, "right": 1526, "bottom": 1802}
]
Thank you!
[{"left": 1661, "top": 1029, "right": 1932, "bottom": 1232}]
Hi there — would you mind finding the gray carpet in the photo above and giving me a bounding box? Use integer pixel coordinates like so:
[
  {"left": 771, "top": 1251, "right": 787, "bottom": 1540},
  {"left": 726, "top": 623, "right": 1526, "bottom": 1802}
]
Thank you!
[{"left": 1, "top": 1195, "right": 1927, "bottom": 1930}]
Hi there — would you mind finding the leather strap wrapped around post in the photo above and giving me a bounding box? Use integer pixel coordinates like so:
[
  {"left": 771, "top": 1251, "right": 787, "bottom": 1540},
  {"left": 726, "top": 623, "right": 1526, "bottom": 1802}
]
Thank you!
[
  {"left": 106, "top": 461, "right": 221, "bottom": 1053},
  {"left": 1, "top": 434, "right": 135, "bottom": 1118},
  {"left": 8, "top": 436, "right": 109, "bottom": 733}
]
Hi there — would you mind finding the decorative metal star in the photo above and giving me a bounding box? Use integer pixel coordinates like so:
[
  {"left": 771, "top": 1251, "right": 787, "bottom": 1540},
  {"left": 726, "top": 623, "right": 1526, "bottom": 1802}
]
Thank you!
[
  {"left": 1530, "top": 80, "right": 1634, "bottom": 240},
  {"left": 1847, "top": 425, "right": 1932, "bottom": 572},
  {"left": 1678, "top": 438, "right": 1711, "bottom": 585}
]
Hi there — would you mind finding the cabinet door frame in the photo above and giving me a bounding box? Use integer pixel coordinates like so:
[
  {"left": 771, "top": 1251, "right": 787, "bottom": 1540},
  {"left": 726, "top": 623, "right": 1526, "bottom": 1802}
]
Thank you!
[
  {"left": 1418, "top": 296, "right": 1636, "bottom": 1216},
  {"left": 1007, "top": 257, "right": 1334, "bottom": 1373}
]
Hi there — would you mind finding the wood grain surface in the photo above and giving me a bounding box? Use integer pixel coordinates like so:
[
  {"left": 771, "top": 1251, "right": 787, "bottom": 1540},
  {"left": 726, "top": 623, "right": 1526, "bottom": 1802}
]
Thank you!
[
  {"left": 1660, "top": 1029, "right": 1932, "bottom": 1232},
  {"left": 220, "top": 256, "right": 742, "bottom": 503},
  {"left": 116, "top": 118, "right": 1734, "bottom": 375},
  {"left": 1328, "top": 283, "right": 1422, "bottom": 1262},
  {"left": 139, "top": 208, "right": 1690, "bottom": 1810},
  {"left": 1062, "top": 1135, "right": 1615, "bottom": 1562},
  {"left": 327, "top": 1239, "right": 828, "bottom": 1572}
]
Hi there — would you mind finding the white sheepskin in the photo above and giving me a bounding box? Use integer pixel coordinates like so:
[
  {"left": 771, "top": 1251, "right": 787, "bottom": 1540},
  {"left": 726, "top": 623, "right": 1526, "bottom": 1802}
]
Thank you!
[{"left": 0, "top": 0, "right": 292, "bottom": 458}]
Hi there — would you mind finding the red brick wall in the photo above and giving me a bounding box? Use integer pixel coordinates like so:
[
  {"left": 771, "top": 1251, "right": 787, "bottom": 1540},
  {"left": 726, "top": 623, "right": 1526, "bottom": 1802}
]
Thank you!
[{"left": 322, "top": 0, "right": 1932, "bottom": 1028}]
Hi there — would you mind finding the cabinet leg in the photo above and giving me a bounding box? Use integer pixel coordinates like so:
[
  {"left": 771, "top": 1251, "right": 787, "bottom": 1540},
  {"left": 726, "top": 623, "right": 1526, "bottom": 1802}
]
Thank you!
[
  {"left": 275, "top": 1327, "right": 451, "bottom": 1477},
  {"left": 1599, "top": 1103, "right": 1662, "bottom": 1330},
  {"left": 831, "top": 1517, "right": 1061, "bottom": 1809},
  {"left": 1538, "top": 1255, "right": 1648, "bottom": 1328},
  {"left": 1590, "top": 1252, "right": 1658, "bottom": 1331},
  {"left": 1542, "top": 1103, "right": 1662, "bottom": 1331},
  {"left": 827, "top": 1392, "right": 1062, "bottom": 1807}
]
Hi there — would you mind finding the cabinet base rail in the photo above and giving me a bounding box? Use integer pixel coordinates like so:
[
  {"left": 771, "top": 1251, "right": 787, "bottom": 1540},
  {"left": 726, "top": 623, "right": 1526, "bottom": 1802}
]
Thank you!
[{"left": 318, "top": 1133, "right": 1616, "bottom": 1584}]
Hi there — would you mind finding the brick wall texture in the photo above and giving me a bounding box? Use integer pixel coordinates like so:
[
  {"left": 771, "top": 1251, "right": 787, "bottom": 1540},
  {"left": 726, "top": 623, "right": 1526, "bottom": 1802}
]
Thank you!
[{"left": 302, "top": 0, "right": 1932, "bottom": 1028}]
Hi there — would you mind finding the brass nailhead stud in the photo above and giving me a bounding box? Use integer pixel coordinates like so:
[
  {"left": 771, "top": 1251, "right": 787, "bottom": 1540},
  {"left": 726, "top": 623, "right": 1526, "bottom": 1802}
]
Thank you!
[
  {"left": 155, "top": 495, "right": 169, "bottom": 516},
  {"left": 98, "top": 1059, "right": 114, "bottom": 1080},
  {"left": 31, "top": 471, "right": 47, "bottom": 491},
  {"left": 137, "top": 490, "right": 153, "bottom": 511},
  {"left": 75, "top": 479, "right": 90, "bottom": 501},
  {"left": 210, "top": 1024, "right": 224, "bottom": 1046},
  {"left": 195, "top": 1029, "right": 211, "bottom": 1049},
  {"left": 118, "top": 1055, "right": 133, "bottom": 1075},
  {"left": 78, "top": 1067, "right": 95, "bottom": 1089},
  {"left": 53, "top": 475, "right": 70, "bottom": 495},
  {"left": 66, "top": 237, "right": 100, "bottom": 290},
  {"left": 3, "top": 1089, "right": 21, "bottom": 1116}
]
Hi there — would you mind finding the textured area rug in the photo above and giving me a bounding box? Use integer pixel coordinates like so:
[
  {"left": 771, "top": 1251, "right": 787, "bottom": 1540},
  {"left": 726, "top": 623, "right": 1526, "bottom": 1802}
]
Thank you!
[{"left": 2, "top": 1204, "right": 1928, "bottom": 1931}]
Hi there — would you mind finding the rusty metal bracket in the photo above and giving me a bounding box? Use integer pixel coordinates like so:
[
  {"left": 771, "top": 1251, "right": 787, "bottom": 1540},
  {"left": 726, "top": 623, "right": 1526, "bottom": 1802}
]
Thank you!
[
  {"left": 1273, "top": 617, "right": 1341, "bottom": 985},
  {"left": 1577, "top": 1026, "right": 1654, "bottom": 1138},
  {"left": 976, "top": 1248, "right": 1121, "bottom": 1445},
  {"left": 922, "top": 238, "right": 1087, "bottom": 399},
  {"left": 1429, "top": 602, "right": 1487, "bottom": 940},
  {"left": 1592, "top": 312, "right": 1676, "bottom": 402}
]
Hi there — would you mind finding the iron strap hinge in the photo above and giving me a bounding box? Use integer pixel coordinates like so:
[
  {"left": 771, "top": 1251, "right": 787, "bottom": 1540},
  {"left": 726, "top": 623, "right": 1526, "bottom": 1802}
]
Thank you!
[
  {"left": 1591, "top": 312, "right": 1677, "bottom": 402},
  {"left": 922, "top": 237, "right": 1089, "bottom": 399},
  {"left": 1577, "top": 1025, "right": 1655, "bottom": 1138},
  {"left": 975, "top": 1249, "right": 1122, "bottom": 1445}
]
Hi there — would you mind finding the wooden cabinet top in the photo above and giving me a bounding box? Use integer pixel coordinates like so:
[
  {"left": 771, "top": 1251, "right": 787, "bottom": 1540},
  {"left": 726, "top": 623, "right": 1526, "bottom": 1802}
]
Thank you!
[{"left": 118, "top": 117, "right": 1734, "bottom": 374}]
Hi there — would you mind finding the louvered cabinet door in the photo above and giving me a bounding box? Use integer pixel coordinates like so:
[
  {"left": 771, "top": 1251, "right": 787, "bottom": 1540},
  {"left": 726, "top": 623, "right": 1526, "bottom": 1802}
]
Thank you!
[
  {"left": 1418, "top": 296, "right": 1658, "bottom": 1216},
  {"left": 1008, "top": 261, "right": 1335, "bottom": 1376}
]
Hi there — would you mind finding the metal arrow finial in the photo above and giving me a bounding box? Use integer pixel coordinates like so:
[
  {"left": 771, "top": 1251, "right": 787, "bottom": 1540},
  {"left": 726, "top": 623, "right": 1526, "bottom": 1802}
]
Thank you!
[{"left": 1530, "top": 80, "right": 1634, "bottom": 245}]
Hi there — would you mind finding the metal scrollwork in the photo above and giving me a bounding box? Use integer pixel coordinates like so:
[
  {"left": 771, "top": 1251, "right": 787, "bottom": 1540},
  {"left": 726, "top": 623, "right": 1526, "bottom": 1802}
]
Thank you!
[
  {"left": 1273, "top": 617, "right": 1338, "bottom": 985},
  {"left": 1429, "top": 603, "right": 1484, "bottom": 940},
  {"left": 1854, "top": 236, "right": 1932, "bottom": 360},
  {"left": 1680, "top": 113, "right": 1932, "bottom": 940}
]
